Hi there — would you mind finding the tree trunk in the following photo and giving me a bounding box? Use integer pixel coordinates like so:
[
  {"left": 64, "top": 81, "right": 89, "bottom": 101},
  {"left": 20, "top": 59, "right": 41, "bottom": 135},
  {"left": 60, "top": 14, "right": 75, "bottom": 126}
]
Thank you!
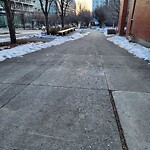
[
  {"left": 61, "top": 15, "right": 64, "bottom": 29},
  {"left": 4, "top": 0, "right": 16, "bottom": 44},
  {"left": 20, "top": 13, "right": 25, "bottom": 30},
  {"left": 32, "top": 21, "right": 34, "bottom": 29},
  {"left": 45, "top": 13, "right": 50, "bottom": 35}
]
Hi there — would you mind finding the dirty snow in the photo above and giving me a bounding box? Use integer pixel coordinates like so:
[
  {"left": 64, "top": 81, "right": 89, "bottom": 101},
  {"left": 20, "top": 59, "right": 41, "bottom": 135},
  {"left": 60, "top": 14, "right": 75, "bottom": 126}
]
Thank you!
[
  {"left": 0, "top": 32, "right": 90, "bottom": 62},
  {"left": 108, "top": 35, "right": 150, "bottom": 61}
]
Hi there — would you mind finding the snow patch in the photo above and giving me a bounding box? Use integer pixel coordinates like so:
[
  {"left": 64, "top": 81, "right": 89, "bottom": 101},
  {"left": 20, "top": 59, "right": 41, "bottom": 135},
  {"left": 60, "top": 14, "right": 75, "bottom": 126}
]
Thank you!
[
  {"left": 108, "top": 35, "right": 150, "bottom": 61},
  {"left": 0, "top": 35, "right": 33, "bottom": 43}
]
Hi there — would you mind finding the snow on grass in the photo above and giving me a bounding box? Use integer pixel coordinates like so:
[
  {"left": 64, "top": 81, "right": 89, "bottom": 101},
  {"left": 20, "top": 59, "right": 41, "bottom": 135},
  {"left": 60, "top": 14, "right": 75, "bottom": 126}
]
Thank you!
[
  {"left": 108, "top": 35, "right": 150, "bottom": 61},
  {"left": 0, "top": 31, "right": 90, "bottom": 62},
  {"left": 0, "top": 33, "right": 19, "bottom": 37},
  {"left": 0, "top": 38, "right": 9, "bottom": 43},
  {"left": 0, "top": 35, "right": 33, "bottom": 43},
  {"left": 19, "top": 30, "right": 41, "bottom": 35},
  {"left": 0, "top": 29, "right": 41, "bottom": 35}
]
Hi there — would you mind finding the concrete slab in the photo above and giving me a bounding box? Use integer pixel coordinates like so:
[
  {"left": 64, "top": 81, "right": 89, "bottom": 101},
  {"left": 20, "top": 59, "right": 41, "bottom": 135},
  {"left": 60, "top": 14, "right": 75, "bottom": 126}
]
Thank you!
[
  {"left": 28, "top": 49, "right": 104, "bottom": 91},
  {"left": 14, "top": 54, "right": 64, "bottom": 85},
  {"left": 0, "top": 83, "right": 10, "bottom": 94},
  {"left": 15, "top": 49, "right": 57, "bottom": 64},
  {"left": 46, "top": 36, "right": 100, "bottom": 56},
  {"left": 32, "top": 65, "right": 107, "bottom": 90},
  {"left": 96, "top": 37, "right": 131, "bottom": 56},
  {"left": 0, "top": 63, "right": 36, "bottom": 84},
  {"left": 113, "top": 91, "right": 150, "bottom": 150},
  {"left": 0, "top": 85, "right": 122, "bottom": 149},
  {"left": 60, "top": 54, "right": 102, "bottom": 68},
  {"left": 102, "top": 55, "right": 150, "bottom": 69},
  {"left": 104, "top": 66, "right": 150, "bottom": 92},
  {"left": 0, "top": 84, "right": 27, "bottom": 108},
  {"left": 1, "top": 29, "right": 149, "bottom": 149}
]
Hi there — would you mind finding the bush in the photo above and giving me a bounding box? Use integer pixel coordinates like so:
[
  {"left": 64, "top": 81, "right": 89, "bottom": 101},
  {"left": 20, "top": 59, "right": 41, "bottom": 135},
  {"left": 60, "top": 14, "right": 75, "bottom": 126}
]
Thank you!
[
  {"left": 49, "top": 28, "right": 60, "bottom": 35},
  {"left": 107, "top": 29, "right": 116, "bottom": 34},
  {"left": 63, "top": 25, "right": 70, "bottom": 30}
]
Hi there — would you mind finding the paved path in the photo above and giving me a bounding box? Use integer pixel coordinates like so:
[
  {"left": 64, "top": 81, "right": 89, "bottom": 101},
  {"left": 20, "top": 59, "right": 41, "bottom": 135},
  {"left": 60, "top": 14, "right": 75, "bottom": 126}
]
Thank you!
[{"left": 0, "top": 30, "right": 150, "bottom": 150}]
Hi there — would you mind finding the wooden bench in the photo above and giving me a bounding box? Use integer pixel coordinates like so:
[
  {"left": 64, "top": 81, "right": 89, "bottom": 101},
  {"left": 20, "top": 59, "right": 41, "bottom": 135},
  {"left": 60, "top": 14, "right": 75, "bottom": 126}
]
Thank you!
[{"left": 58, "top": 27, "right": 75, "bottom": 36}]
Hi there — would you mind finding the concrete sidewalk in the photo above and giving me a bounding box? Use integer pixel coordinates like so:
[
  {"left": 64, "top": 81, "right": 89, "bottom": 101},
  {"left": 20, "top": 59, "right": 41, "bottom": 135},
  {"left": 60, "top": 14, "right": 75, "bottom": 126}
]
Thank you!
[{"left": 0, "top": 30, "right": 150, "bottom": 149}]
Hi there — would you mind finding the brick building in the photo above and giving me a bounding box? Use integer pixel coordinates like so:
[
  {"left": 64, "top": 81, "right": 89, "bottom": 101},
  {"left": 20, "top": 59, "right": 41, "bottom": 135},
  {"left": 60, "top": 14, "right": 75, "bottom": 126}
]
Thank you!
[{"left": 118, "top": 0, "right": 150, "bottom": 47}]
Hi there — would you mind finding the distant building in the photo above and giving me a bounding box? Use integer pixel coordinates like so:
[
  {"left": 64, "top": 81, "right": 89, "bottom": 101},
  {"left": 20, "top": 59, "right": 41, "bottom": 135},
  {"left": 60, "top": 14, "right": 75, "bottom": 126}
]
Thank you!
[
  {"left": 0, "top": 0, "right": 58, "bottom": 27},
  {"left": 0, "top": 0, "right": 35, "bottom": 27},
  {"left": 11, "top": 0, "right": 35, "bottom": 12},
  {"left": 76, "top": 1, "right": 90, "bottom": 14},
  {"left": 34, "top": 0, "right": 76, "bottom": 15},
  {"left": 34, "top": 1, "right": 57, "bottom": 14},
  {"left": 92, "top": 0, "right": 105, "bottom": 12},
  {"left": 0, "top": 0, "right": 76, "bottom": 27},
  {"left": 67, "top": 0, "right": 76, "bottom": 15},
  {"left": 55, "top": 0, "right": 76, "bottom": 15},
  {"left": 0, "top": 5, "right": 6, "bottom": 27}
]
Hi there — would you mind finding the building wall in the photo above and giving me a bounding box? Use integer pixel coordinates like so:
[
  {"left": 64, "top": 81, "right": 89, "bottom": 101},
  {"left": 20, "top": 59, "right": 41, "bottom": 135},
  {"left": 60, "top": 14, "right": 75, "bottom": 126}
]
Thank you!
[
  {"left": 0, "top": 0, "right": 35, "bottom": 27},
  {"left": 34, "top": 1, "right": 57, "bottom": 14},
  {"left": 0, "top": 6, "right": 6, "bottom": 27},
  {"left": 11, "top": 0, "right": 35, "bottom": 12},
  {"left": 118, "top": 0, "right": 128, "bottom": 35},
  {"left": 126, "top": 0, "right": 150, "bottom": 42}
]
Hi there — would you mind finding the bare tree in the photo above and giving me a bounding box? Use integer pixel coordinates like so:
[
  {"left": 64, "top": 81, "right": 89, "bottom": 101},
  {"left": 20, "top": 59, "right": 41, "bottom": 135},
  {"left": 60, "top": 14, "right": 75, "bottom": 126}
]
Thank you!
[
  {"left": 65, "top": 14, "right": 78, "bottom": 26},
  {"left": 55, "top": 0, "right": 74, "bottom": 28},
  {"left": 78, "top": 9, "right": 92, "bottom": 27},
  {"left": 31, "top": 11, "right": 45, "bottom": 28},
  {"left": 93, "top": 0, "right": 120, "bottom": 27},
  {"left": 20, "top": 12, "right": 25, "bottom": 29},
  {"left": 1, "top": 0, "right": 16, "bottom": 43},
  {"left": 49, "top": 14, "right": 59, "bottom": 26},
  {"left": 94, "top": 6, "right": 106, "bottom": 27},
  {"left": 106, "top": 0, "right": 120, "bottom": 26},
  {"left": 39, "top": 0, "right": 54, "bottom": 34}
]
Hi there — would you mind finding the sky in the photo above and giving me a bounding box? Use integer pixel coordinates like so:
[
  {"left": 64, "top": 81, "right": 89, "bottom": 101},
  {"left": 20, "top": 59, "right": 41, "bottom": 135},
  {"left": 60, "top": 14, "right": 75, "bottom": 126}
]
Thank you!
[{"left": 75, "top": 0, "right": 92, "bottom": 11}]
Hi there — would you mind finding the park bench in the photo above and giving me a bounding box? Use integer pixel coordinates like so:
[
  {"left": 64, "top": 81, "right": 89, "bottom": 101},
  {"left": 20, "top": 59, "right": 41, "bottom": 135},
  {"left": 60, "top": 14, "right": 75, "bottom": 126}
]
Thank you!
[{"left": 58, "top": 27, "right": 75, "bottom": 36}]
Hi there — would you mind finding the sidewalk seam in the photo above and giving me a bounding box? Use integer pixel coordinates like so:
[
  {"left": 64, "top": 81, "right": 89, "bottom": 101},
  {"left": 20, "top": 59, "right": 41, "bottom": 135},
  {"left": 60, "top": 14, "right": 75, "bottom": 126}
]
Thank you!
[{"left": 109, "top": 90, "right": 128, "bottom": 150}]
